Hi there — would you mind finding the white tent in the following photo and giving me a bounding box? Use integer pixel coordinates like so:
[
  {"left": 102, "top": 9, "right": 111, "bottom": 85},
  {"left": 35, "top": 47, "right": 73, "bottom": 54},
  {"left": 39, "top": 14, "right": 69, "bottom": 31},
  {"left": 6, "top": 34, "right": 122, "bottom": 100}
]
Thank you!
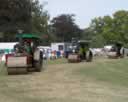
[
  {"left": 51, "top": 42, "right": 71, "bottom": 52},
  {"left": 0, "top": 42, "right": 18, "bottom": 50},
  {"left": 104, "top": 45, "right": 113, "bottom": 51}
]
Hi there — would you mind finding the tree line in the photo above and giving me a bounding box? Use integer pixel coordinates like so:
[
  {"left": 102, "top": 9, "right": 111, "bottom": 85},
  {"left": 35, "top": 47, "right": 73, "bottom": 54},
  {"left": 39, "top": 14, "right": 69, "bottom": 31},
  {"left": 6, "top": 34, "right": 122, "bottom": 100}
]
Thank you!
[
  {"left": 0, "top": 0, "right": 49, "bottom": 43},
  {"left": 0, "top": 0, "right": 128, "bottom": 47},
  {"left": 83, "top": 10, "right": 128, "bottom": 47}
]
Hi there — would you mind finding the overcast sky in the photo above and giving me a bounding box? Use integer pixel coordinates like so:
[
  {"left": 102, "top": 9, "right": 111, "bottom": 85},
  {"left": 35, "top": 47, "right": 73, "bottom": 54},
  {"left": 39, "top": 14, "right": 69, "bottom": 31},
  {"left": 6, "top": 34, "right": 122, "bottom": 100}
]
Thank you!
[{"left": 39, "top": 0, "right": 128, "bottom": 28}]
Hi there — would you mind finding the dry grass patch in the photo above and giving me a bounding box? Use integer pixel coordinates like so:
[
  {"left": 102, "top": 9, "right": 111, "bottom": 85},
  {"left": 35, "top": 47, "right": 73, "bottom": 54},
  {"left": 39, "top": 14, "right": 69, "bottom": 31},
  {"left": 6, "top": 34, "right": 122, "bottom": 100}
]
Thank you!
[{"left": 0, "top": 58, "right": 128, "bottom": 102}]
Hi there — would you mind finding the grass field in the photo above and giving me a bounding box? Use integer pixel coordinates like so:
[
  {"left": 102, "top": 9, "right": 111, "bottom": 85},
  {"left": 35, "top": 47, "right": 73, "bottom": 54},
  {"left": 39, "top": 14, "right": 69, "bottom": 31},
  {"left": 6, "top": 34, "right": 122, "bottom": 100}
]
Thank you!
[{"left": 0, "top": 58, "right": 128, "bottom": 102}]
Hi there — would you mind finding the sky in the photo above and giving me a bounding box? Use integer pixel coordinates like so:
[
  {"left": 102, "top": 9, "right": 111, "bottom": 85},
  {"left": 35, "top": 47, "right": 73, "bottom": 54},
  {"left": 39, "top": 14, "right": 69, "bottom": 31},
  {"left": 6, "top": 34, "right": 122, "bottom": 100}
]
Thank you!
[{"left": 39, "top": 0, "right": 128, "bottom": 28}]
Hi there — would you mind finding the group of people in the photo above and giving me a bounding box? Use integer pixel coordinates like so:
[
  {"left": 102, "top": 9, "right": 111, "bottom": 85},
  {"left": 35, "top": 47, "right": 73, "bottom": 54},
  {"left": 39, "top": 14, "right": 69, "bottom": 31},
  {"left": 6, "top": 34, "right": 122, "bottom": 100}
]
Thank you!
[
  {"left": 14, "top": 41, "right": 33, "bottom": 56},
  {"left": 43, "top": 49, "right": 64, "bottom": 60}
]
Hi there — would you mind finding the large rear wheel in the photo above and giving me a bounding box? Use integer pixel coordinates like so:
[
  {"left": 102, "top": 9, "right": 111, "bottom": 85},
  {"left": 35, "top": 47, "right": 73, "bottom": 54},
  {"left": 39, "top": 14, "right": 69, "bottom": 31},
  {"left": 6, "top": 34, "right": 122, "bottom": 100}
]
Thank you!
[
  {"left": 33, "top": 49, "right": 43, "bottom": 72},
  {"left": 34, "top": 60, "right": 42, "bottom": 72},
  {"left": 86, "top": 50, "right": 93, "bottom": 62}
]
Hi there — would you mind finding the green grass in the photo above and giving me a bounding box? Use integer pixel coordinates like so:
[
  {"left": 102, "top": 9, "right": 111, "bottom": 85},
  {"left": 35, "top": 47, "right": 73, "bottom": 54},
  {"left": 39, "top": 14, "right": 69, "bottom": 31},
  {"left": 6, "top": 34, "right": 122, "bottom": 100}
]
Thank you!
[
  {"left": 0, "top": 58, "right": 128, "bottom": 102},
  {"left": 77, "top": 58, "right": 128, "bottom": 87},
  {"left": 0, "top": 62, "right": 7, "bottom": 76},
  {"left": 47, "top": 58, "right": 68, "bottom": 65}
]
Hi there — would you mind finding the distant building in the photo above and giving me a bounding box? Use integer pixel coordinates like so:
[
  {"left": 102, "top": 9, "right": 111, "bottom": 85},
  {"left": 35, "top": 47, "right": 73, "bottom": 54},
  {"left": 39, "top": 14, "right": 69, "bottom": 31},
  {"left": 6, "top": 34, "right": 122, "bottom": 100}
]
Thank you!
[{"left": 51, "top": 42, "right": 71, "bottom": 52}]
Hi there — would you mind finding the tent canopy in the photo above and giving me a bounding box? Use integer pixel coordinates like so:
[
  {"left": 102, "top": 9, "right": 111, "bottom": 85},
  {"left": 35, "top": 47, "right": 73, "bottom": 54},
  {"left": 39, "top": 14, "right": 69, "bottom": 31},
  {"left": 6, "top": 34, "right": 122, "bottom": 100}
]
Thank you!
[{"left": 16, "top": 33, "right": 40, "bottom": 39}]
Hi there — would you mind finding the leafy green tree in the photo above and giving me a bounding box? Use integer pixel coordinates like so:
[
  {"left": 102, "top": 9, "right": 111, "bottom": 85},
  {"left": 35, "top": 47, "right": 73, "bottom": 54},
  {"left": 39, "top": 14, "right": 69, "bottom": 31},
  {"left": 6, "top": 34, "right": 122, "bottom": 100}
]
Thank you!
[
  {"left": 31, "top": 0, "right": 49, "bottom": 34},
  {"left": 0, "top": 0, "right": 32, "bottom": 41},
  {"left": 87, "top": 10, "right": 128, "bottom": 47},
  {"left": 0, "top": 0, "right": 32, "bottom": 33},
  {"left": 82, "top": 27, "right": 94, "bottom": 40},
  {"left": 0, "top": 0, "right": 50, "bottom": 43},
  {"left": 113, "top": 10, "right": 128, "bottom": 44},
  {"left": 91, "top": 34, "right": 105, "bottom": 48},
  {"left": 31, "top": 0, "right": 50, "bottom": 45},
  {"left": 51, "top": 14, "right": 82, "bottom": 42}
]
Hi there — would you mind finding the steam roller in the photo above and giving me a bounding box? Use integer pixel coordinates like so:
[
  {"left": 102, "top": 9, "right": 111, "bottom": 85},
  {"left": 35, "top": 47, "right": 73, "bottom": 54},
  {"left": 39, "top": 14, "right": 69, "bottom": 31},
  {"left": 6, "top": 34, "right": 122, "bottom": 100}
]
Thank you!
[
  {"left": 5, "top": 34, "right": 43, "bottom": 75},
  {"left": 68, "top": 39, "right": 93, "bottom": 63},
  {"left": 107, "top": 42, "right": 125, "bottom": 59}
]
